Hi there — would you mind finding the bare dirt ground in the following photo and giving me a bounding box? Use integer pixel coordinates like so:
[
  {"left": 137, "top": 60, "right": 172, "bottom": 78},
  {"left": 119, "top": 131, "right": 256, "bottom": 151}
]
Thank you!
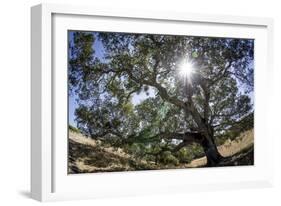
[{"left": 68, "top": 129, "right": 254, "bottom": 173}]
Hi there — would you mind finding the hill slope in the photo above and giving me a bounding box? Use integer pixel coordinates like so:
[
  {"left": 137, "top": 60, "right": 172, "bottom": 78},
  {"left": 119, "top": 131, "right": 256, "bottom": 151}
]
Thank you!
[
  {"left": 187, "top": 129, "right": 254, "bottom": 167},
  {"left": 68, "top": 131, "right": 156, "bottom": 173},
  {"left": 68, "top": 129, "right": 254, "bottom": 173}
]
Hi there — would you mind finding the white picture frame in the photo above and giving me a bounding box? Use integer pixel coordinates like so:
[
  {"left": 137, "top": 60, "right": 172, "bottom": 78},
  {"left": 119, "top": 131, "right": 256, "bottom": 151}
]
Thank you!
[{"left": 31, "top": 3, "right": 274, "bottom": 202}]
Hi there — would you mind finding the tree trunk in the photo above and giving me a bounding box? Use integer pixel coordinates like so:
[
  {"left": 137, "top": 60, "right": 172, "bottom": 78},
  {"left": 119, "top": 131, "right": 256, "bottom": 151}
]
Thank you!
[{"left": 200, "top": 136, "right": 223, "bottom": 166}]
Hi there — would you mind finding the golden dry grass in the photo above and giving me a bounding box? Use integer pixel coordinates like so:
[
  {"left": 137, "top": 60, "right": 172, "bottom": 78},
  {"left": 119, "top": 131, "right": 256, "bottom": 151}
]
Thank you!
[
  {"left": 68, "top": 129, "right": 254, "bottom": 173},
  {"left": 187, "top": 129, "right": 254, "bottom": 167}
]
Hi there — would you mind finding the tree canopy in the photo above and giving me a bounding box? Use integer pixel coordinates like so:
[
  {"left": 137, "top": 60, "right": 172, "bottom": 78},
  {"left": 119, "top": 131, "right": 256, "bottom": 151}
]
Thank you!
[{"left": 68, "top": 31, "right": 254, "bottom": 166}]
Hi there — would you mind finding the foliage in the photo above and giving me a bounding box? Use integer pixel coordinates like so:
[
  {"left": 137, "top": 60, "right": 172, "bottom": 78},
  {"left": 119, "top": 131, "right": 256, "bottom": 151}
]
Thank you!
[
  {"left": 216, "top": 112, "right": 254, "bottom": 145},
  {"left": 68, "top": 31, "right": 254, "bottom": 165},
  {"left": 69, "top": 125, "right": 80, "bottom": 133}
]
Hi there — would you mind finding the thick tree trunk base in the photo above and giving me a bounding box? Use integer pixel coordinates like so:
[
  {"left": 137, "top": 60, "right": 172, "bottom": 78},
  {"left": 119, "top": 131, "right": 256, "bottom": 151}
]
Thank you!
[
  {"left": 205, "top": 148, "right": 223, "bottom": 167},
  {"left": 201, "top": 138, "right": 223, "bottom": 167}
]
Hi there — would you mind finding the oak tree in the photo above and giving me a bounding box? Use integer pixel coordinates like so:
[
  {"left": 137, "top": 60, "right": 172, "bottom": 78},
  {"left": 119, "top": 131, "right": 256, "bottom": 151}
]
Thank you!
[{"left": 69, "top": 32, "right": 254, "bottom": 166}]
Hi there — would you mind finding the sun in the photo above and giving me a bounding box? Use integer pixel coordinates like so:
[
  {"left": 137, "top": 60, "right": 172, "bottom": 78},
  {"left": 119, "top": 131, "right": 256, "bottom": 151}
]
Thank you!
[{"left": 178, "top": 60, "right": 194, "bottom": 79}]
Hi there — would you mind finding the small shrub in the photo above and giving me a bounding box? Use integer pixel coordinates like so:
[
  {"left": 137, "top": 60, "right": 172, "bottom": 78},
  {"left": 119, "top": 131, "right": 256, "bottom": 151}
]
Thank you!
[
  {"left": 160, "top": 151, "right": 179, "bottom": 166},
  {"left": 176, "top": 148, "right": 193, "bottom": 163},
  {"left": 69, "top": 125, "right": 80, "bottom": 133}
]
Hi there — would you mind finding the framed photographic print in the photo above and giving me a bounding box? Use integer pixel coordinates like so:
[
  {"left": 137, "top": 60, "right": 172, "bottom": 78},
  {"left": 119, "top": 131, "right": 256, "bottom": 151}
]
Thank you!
[{"left": 31, "top": 3, "right": 274, "bottom": 201}]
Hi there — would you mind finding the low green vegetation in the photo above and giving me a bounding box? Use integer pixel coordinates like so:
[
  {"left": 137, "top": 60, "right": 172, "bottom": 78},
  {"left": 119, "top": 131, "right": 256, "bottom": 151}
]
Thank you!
[{"left": 69, "top": 125, "right": 80, "bottom": 133}]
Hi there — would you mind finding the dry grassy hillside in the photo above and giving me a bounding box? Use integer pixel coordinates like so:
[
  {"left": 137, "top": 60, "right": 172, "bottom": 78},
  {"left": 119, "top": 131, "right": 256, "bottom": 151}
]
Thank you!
[
  {"left": 68, "top": 129, "right": 254, "bottom": 174},
  {"left": 68, "top": 131, "right": 156, "bottom": 173},
  {"left": 188, "top": 129, "right": 254, "bottom": 167}
]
